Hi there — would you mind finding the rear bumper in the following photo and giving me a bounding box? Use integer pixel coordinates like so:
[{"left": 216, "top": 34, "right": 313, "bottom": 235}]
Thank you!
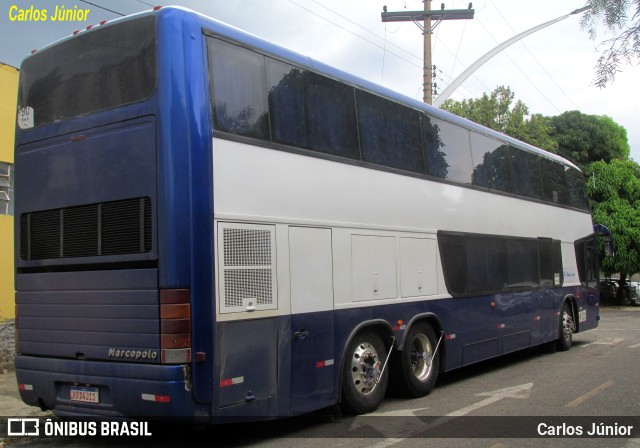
[{"left": 15, "top": 355, "right": 209, "bottom": 421}]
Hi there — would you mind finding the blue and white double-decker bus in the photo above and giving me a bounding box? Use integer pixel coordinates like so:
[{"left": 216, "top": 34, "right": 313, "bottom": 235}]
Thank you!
[{"left": 14, "top": 6, "right": 600, "bottom": 421}]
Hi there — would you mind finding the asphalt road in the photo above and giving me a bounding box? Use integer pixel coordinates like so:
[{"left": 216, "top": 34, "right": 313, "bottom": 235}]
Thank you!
[{"left": 2, "top": 307, "right": 640, "bottom": 448}]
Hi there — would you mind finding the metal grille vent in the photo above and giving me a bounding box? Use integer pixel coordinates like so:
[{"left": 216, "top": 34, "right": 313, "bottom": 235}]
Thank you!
[
  {"left": 218, "top": 223, "right": 277, "bottom": 313},
  {"left": 223, "top": 228, "right": 272, "bottom": 266},
  {"left": 20, "top": 197, "right": 152, "bottom": 260},
  {"left": 223, "top": 269, "right": 273, "bottom": 308}
]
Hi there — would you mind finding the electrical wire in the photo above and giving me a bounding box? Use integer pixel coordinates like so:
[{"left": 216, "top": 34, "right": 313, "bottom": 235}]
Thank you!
[
  {"left": 78, "top": 0, "right": 124, "bottom": 17},
  {"left": 474, "top": 13, "right": 563, "bottom": 113},
  {"left": 488, "top": 0, "right": 580, "bottom": 110},
  {"left": 305, "top": 0, "right": 423, "bottom": 64},
  {"left": 286, "top": 0, "right": 424, "bottom": 70}
]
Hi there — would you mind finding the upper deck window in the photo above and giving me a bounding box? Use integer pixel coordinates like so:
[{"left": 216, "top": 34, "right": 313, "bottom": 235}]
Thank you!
[
  {"left": 18, "top": 15, "right": 156, "bottom": 128},
  {"left": 205, "top": 35, "right": 591, "bottom": 212}
]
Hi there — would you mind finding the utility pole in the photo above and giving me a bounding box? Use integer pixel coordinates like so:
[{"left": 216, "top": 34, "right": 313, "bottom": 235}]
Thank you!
[
  {"left": 424, "top": 0, "right": 433, "bottom": 105},
  {"left": 382, "top": 2, "right": 474, "bottom": 105}
]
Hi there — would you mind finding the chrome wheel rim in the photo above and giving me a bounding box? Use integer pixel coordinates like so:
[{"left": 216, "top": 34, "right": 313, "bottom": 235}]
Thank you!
[
  {"left": 350, "top": 341, "right": 382, "bottom": 395},
  {"left": 411, "top": 333, "right": 433, "bottom": 381},
  {"left": 562, "top": 309, "right": 575, "bottom": 341}
]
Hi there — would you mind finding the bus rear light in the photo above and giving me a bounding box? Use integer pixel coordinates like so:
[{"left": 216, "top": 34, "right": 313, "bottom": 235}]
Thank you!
[
  {"left": 160, "top": 289, "right": 190, "bottom": 304},
  {"left": 160, "top": 304, "right": 190, "bottom": 319},
  {"left": 161, "top": 348, "right": 191, "bottom": 364},
  {"left": 161, "top": 333, "right": 191, "bottom": 349},
  {"left": 161, "top": 318, "right": 190, "bottom": 333},
  {"left": 160, "top": 289, "right": 191, "bottom": 364}
]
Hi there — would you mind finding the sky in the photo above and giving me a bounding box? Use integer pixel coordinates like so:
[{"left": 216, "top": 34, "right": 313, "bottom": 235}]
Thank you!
[{"left": 2, "top": 0, "right": 639, "bottom": 161}]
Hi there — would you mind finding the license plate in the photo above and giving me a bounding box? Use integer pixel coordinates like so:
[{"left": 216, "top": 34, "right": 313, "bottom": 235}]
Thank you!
[{"left": 70, "top": 386, "right": 99, "bottom": 404}]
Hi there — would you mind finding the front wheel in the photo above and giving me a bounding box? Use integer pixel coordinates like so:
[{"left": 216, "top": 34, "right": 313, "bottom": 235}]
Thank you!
[
  {"left": 341, "top": 331, "right": 389, "bottom": 414},
  {"left": 556, "top": 302, "right": 575, "bottom": 351}
]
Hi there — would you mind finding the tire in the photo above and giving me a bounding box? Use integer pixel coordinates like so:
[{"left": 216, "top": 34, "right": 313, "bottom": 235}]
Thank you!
[
  {"left": 556, "top": 302, "right": 575, "bottom": 351},
  {"left": 395, "top": 323, "right": 440, "bottom": 397},
  {"left": 341, "top": 331, "right": 389, "bottom": 414}
]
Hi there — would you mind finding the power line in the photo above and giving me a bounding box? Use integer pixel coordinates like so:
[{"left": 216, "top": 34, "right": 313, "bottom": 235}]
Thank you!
[
  {"left": 287, "top": 0, "right": 424, "bottom": 70},
  {"left": 474, "top": 15, "right": 563, "bottom": 113},
  {"left": 433, "top": 44, "right": 495, "bottom": 94},
  {"left": 450, "top": 15, "right": 470, "bottom": 82},
  {"left": 78, "top": 0, "right": 124, "bottom": 17},
  {"left": 308, "top": 0, "right": 422, "bottom": 63},
  {"left": 488, "top": 0, "right": 580, "bottom": 110}
]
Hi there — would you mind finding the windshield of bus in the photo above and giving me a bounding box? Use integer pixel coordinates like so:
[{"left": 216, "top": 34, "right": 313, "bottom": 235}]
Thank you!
[{"left": 17, "top": 15, "right": 156, "bottom": 129}]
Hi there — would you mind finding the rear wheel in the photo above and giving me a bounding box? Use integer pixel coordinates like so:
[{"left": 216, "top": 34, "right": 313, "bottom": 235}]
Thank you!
[
  {"left": 556, "top": 302, "right": 575, "bottom": 351},
  {"left": 341, "top": 331, "right": 388, "bottom": 414},
  {"left": 395, "top": 323, "right": 439, "bottom": 397}
]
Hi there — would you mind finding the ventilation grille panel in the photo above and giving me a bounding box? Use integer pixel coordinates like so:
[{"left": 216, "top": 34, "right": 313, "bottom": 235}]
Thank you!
[
  {"left": 20, "top": 197, "right": 152, "bottom": 260},
  {"left": 218, "top": 223, "right": 277, "bottom": 313},
  {"left": 223, "top": 228, "right": 272, "bottom": 266}
]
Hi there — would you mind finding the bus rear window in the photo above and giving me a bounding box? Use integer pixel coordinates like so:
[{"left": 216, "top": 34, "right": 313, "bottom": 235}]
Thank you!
[{"left": 18, "top": 15, "right": 156, "bottom": 128}]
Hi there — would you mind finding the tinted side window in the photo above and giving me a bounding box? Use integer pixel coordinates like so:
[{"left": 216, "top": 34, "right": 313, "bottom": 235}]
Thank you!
[
  {"left": 356, "top": 90, "right": 424, "bottom": 173},
  {"left": 208, "top": 39, "right": 269, "bottom": 139},
  {"left": 552, "top": 240, "right": 564, "bottom": 286},
  {"left": 302, "top": 72, "right": 359, "bottom": 159},
  {"left": 539, "top": 238, "right": 563, "bottom": 287},
  {"left": 466, "top": 236, "right": 507, "bottom": 293},
  {"left": 440, "top": 232, "right": 567, "bottom": 296},
  {"left": 510, "top": 149, "right": 543, "bottom": 200},
  {"left": 470, "top": 133, "right": 512, "bottom": 192},
  {"left": 541, "top": 158, "right": 569, "bottom": 204},
  {"left": 438, "top": 233, "right": 467, "bottom": 295},
  {"left": 429, "top": 119, "right": 473, "bottom": 184},
  {"left": 422, "top": 114, "right": 448, "bottom": 179},
  {"left": 565, "top": 167, "right": 590, "bottom": 210},
  {"left": 266, "top": 59, "right": 307, "bottom": 148},
  {"left": 506, "top": 239, "right": 539, "bottom": 288}
]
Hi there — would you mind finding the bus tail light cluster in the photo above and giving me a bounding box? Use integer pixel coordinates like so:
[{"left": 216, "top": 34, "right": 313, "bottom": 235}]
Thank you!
[{"left": 160, "top": 289, "right": 191, "bottom": 364}]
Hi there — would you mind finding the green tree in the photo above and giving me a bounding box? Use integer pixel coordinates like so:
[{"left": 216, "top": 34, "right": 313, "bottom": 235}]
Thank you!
[
  {"left": 585, "top": 159, "right": 640, "bottom": 287},
  {"left": 581, "top": 0, "right": 640, "bottom": 87},
  {"left": 550, "top": 111, "right": 630, "bottom": 170},
  {"left": 440, "top": 86, "right": 557, "bottom": 152}
]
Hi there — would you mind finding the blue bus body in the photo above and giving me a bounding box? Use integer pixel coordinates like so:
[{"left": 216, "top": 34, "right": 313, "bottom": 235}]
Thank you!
[{"left": 14, "top": 7, "right": 599, "bottom": 421}]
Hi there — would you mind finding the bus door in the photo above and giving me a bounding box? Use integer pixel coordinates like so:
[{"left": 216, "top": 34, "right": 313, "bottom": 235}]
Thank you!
[{"left": 288, "top": 227, "right": 335, "bottom": 415}]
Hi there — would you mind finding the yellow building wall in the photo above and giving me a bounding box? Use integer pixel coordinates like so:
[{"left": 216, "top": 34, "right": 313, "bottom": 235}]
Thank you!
[{"left": 0, "top": 63, "right": 18, "bottom": 321}]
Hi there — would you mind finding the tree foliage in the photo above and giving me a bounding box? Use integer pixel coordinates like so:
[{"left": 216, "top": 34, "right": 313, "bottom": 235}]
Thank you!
[
  {"left": 440, "top": 86, "right": 557, "bottom": 152},
  {"left": 585, "top": 159, "right": 640, "bottom": 279},
  {"left": 581, "top": 0, "right": 640, "bottom": 87},
  {"left": 550, "top": 111, "right": 630, "bottom": 170}
]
